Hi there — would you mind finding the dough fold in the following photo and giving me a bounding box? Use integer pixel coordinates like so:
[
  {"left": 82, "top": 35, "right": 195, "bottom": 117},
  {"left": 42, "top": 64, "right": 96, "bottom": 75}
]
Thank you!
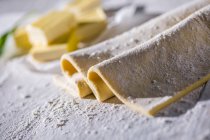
[
  {"left": 88, "top": 5, "right": 210, "bottom": 115},
  {"left": 61, "top": 0, "right": 210, "bottom": 99}
]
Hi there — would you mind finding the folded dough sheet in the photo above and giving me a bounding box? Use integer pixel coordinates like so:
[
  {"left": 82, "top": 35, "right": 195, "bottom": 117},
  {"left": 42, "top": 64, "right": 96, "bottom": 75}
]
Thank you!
[{"left": 61, "top": 0, "right": 210, "bottom": 116}]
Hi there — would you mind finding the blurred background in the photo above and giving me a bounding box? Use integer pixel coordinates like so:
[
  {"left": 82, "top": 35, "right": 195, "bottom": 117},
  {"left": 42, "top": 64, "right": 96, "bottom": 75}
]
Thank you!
[
  {"left": 0, "top": 0, "right": 193, "bottom": 62},
  {"left": 0, "top": 0, "right": 191, "bottom": 14}
]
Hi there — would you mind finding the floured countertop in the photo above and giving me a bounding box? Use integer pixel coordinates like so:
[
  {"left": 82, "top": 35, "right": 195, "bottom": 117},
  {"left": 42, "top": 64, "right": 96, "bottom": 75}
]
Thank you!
[
  {"left": 0, "top": 0, "right": 210, "bottom": 140},
  {"left": 0, "top": 57, "right": 210, "bottom": 140}
]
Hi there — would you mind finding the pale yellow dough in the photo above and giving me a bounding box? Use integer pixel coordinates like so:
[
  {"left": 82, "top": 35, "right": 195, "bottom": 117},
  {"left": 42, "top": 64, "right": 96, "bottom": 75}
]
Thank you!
[
  {"left": 61, "top": 0, "right": 210, "bottom": 101},
  {"left": 54, "top": 74, "right": 91, "bottom": 98},
  {"left": 88, "top": 6, "right": 210, "bottom": 116}
]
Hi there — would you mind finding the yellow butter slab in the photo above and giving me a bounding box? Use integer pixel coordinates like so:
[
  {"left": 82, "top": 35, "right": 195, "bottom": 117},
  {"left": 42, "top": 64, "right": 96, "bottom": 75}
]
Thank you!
[
  {"left": 75, "top": 8, "right": 107, "bottom": 23},
  {"left": 67, "top": 21, "right": 107, "bottom": 51},
  {"left": 65, "top": 0, "right": 100, "bottom": 14},
  {"left": 13, "top": 26, "right": 32, "bottom": 51},
  {"left": 26, "top": 11, "right": 76, "bottom": 47},
  {"left": 30, "top": 44, "right": 67, "bottom": 62}
]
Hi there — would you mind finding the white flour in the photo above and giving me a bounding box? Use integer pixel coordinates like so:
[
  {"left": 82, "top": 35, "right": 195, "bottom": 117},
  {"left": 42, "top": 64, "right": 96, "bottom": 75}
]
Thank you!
[
  {"left": 0, "top": 0, "right": 210, "bottom": 139},
  {"left": 0, "top": 57, "right": 210, "bottom": 140}
]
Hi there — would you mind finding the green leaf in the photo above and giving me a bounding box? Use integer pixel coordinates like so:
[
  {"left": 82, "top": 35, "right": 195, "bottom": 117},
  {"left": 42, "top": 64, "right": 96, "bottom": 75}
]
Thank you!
[
  {"left": 0, "top": 11, "right": 34, "bottom": 57},
  {"left": 0, "top": 27, "right": 16, "bottom": 56},
  {"left": 0, "top": 31, "right": 11, "bottom": 56}
]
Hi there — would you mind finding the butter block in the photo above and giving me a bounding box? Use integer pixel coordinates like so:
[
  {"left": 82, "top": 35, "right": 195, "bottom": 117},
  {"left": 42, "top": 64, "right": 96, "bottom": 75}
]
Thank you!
[
  {"left": 30, "top": 44, "right": 67, "bottom": 62},
  {"left": 65, "top": 0, "right": 100, "bottom": 14},
  {"left": 76, "top": 7, "right": 107, "bottom": 23},
  {"left": 26, "top": 11, "right": 76, "bottom": 47},
  {"left": 67, "top": 21, "right": 106, "bottom": 51},
  {"left": 13, "top": 26, "right": 32, "bottom": 51}
]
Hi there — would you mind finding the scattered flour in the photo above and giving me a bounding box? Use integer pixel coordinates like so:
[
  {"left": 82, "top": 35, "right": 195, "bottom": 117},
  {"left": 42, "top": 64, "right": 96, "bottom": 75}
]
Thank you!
[{"left": 0, "top": 56, "right": 209, "bottom": 140}]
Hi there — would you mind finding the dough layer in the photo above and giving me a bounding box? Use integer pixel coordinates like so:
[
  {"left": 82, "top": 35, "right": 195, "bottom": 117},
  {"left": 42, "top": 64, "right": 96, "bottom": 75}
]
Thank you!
[
  {"left": 88, "top": 5, "right": 210, "bottom": 115},
  {"left": 61, "top": 0, "right": 210, "bottom": 100}
]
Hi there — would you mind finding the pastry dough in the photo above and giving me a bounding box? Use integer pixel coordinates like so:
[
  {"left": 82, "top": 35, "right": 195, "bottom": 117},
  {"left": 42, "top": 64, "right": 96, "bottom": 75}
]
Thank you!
[
  {"left": 61, "top": 0, "right": 210, "bottom": 99},
  {"left": 54, "top": 74, "right": 91, "bottom": 97},
  {"left": 88, "top": 5, "right": 210, "bottom": 116}
]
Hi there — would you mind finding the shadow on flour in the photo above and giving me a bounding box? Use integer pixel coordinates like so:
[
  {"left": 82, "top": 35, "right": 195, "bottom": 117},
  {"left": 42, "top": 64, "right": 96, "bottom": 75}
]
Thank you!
[
  {"left": 83, "top": 94, "right": 123, "bottom": 104},
  {"left": 199, "top": 81, "right": 210, "bottom": 101},
  {"left": 81, "top": 82, "right": 210, "bottom": 117},
  {"left": 157, "top": 82, "right": 210, "bottom": 117}
]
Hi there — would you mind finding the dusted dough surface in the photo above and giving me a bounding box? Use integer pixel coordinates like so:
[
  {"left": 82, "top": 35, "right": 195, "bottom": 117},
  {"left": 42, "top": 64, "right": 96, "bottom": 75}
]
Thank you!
[
  {"left": 61, "top": 0, "right": 210, "bottom": 101},
  {"left": 88, "top": 6, "right": 210, "bottom": 115},
  {"left": 63, "top": 0, "right": 210, "bottom": 73}
]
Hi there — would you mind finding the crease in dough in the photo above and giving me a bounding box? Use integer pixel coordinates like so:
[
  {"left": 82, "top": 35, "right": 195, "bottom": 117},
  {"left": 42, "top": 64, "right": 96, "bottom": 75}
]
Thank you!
[
  {"left": 87, "top": 5, "right": 210, "bottom": 116},
  {"left": 61, "top": 57, "right": 92, "bottom": 97},
  {"left": 61, "top": 0, "right": 210, "bottom": 100}
]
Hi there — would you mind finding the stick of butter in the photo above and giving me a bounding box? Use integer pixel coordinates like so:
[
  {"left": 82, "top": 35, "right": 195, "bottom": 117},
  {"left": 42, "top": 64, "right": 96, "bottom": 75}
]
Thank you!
[
  {"left": 14, "top": 0, "right": 107, "bottom": 62},
  {"left": 13, "top": 26, "right": 32, "bottom": 52},
  {"left": 30, "top": 44, "right": 67, "bottom": 62},
  {"left": 67, "top": 21, "right": 107, "bottom": 51},
  {"left": 26, "top": 11, "right": 76, "bottom": 47},
  {"left": 65, "top": 0, "right": 101, "bottom": 14}
]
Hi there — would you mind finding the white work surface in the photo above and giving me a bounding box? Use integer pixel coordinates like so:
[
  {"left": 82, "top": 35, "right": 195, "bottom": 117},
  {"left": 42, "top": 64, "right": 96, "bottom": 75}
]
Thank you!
[{"left": 0, "top": 0, "right": 210, "bottom": 140}]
